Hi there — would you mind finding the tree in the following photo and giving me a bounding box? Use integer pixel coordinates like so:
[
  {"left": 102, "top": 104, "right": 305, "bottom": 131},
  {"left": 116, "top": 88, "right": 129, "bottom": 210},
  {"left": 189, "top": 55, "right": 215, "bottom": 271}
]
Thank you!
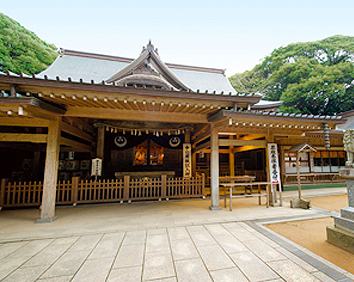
[
  {"left": 229, "top": 35, "right": 354, "bottom": 115},
  {"left": 0, "top": 13, "right": 57, "bottom": 75}
]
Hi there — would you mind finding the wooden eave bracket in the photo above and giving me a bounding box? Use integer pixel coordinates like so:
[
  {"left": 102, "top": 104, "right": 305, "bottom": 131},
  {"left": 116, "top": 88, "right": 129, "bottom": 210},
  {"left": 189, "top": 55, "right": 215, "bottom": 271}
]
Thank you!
[{"left": 0, "top": 97, "right": 66, "bottom": 120}]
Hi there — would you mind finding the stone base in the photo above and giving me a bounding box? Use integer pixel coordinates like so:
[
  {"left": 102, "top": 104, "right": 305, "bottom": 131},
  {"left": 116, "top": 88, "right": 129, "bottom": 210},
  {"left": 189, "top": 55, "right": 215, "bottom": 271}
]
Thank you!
[
  {"left": 209, "top": 205, "right": 222, "bottom": 211},
  {"left": 290, "top": 198, "right": 311, "bottom": 209},
  {"left": 327, "top": 225, "right": 354, "bottom": 254},
  {"left": 36, "top": 216, "right": 58, "bottom": 223}
]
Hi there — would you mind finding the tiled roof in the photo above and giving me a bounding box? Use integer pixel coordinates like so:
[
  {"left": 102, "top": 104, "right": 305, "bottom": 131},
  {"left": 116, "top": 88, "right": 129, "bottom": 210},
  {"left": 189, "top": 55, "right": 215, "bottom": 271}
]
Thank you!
[{"left": 38, "top": 48, "right": 237, "bottom": 95}]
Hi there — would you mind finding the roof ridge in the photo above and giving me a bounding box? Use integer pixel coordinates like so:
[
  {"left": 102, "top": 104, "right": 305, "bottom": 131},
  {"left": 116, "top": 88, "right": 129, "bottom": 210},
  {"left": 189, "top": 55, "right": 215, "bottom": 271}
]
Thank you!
[
  {"left": 60, "top": 49, "right": 134, "bottom": 63},
  {"left": 60, "top": 48, "right": 225, "bottom": 74}
]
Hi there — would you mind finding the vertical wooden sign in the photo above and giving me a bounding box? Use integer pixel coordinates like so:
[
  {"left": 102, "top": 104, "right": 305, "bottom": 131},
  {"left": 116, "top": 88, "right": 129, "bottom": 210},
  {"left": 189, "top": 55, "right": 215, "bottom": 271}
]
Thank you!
[
  {"left": 267, "top": 143, "right": 281, "bottom": 184},
  {"left": 183, "top": 144, "right": 192, "bottom": 178}
]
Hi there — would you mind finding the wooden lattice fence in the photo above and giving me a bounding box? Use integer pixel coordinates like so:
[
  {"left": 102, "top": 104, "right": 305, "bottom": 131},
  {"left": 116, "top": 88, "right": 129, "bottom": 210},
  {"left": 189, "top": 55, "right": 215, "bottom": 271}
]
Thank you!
[{"left": 0, "top": 174, "right": 205, "bottom": 208}]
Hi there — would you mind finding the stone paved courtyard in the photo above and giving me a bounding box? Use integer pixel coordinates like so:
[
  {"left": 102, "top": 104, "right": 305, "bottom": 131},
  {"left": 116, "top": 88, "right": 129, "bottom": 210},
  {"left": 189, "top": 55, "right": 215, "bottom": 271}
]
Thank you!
[{"left": 0, "top": 188, "right": 353, "bottom": 282}]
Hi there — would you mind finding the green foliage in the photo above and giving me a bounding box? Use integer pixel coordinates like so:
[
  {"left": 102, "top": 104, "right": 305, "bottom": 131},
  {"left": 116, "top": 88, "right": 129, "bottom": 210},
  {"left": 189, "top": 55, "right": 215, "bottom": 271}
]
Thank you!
[
  {"left": 0, "top": 13, "right": 57, "bottom": 75},
  {"left": 229, "top": 35, "right": 354, "bottom": 115}
]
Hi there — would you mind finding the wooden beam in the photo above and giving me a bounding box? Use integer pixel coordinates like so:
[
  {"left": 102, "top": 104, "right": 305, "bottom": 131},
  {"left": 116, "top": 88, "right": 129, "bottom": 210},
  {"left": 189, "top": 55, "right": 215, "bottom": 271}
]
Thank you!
[
  {"left": 219, "top": 139, "right": 267, "bottom": 147},
  {"left": 0, "top": 133, "right": 47, "bottom": 143},
  {"left": 61, "top": 121, "right": 94, "bottom": 142},
  {"left": 60, "top": 137, "right": 91, "bottom": 152},
  {"left": 0, "top": 117, "right": 49, "bottom": 127},
  {"left": 193, "top": 141, "right": 210, "bottom": 153},
  {"left": 233, "top": 146, "right": 263, "bottom": 153},
  {"left": 65, "top": 106, "right": 208, "bottom": 123}
]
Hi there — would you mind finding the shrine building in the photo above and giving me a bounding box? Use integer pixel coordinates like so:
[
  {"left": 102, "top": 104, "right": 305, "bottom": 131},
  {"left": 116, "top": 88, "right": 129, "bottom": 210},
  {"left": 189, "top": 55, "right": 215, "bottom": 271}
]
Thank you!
[{"left": 0, "top": 41, "right": 346, "bottom": 222}]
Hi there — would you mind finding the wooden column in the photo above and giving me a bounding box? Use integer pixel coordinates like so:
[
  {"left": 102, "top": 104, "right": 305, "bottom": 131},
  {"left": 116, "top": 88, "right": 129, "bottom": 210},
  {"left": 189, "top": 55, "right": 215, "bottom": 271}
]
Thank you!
[
  {"left": 229, "top": 136, "right": 235, "bottom": 177},
  {"left": 37, "top": 116, "right": 61, "bottom": 222},
  {"left": 296, "top": 152, "right": 302, "bottom": 199},
  {"left": 210, "top": 123, "right": 221, "bottom": 210},
  {"left": 97, "top": 125, "right": 105, "bottom": 159}
]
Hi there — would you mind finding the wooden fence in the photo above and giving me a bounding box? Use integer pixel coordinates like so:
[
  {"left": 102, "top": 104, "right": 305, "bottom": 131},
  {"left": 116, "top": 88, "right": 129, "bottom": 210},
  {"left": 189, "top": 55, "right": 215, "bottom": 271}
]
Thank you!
[{"left": 0, "top": 174, "right": 205, "bottom": 208}]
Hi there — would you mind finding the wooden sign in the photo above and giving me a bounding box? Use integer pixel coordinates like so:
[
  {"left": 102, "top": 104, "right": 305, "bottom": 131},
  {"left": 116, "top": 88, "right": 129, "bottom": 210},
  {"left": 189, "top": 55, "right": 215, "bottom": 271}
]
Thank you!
[
  {"left": 91, "top": 158, "right": 102, "bottom": 177},
  {"left": 183, "top": 144, "right": 192, "bottom": 177},
  {"left": 267, "top": 143, "right": 281, "bottom": 184}
]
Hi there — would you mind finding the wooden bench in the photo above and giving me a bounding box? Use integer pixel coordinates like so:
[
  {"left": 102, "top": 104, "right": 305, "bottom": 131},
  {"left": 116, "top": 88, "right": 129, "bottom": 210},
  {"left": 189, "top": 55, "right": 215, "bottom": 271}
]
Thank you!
[{"left": 220, "top": 182, "right": 271, "bottom": 211}]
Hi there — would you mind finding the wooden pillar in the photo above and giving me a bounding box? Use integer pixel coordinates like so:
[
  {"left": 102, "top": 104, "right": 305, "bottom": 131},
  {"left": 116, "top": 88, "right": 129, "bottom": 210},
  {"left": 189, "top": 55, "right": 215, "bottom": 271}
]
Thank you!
[
  {"left": 210, "top": 123, "right": 221, "bottom": 210},
  {"left": 192, "top": 152, "right": 197, "bottom": 177},
  {"left": 97, "top": 125, "right": 105, "bottom": 159},
  {"left": 37, "top": 116, "right": 61, "bottom": 222},
  {"left": 0, "top": 178, "right": 6, "bottom": 210},
  {"left": 296, "top": 152, "right": 302, "bottom": 199},
  {"left": 229, "top": 136, "right": 235, "bottom": 177}
]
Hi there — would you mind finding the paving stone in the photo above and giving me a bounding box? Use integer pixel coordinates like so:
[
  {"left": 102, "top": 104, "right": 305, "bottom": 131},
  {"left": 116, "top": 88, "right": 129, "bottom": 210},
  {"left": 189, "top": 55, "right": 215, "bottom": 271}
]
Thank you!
[
  {"left": 89, "top": 232, "right": 124, "bottom": 259},
  {"left": 243, "top": 238, "right": 286, "bottom": 262},
  {"left": 222, "top": 223, "right": 258, "bottom": 241},
  {"left": 311, "top": 271, "right": 337, "bottom": 282},
  {"left": 187, "top": 226, "right": 207, "bottom": 234},
  {"left": 50, "top": 237, "right": 79, "bottom": 246},
  {"left": 147, "top": 228, "right": 167, "bottom": 235},
  {"left": 187, "top": 227, "right": 217, "bottom": 246},
  {"left": 37, "top": 275, "right": 73, "bottom": 282},
  {"left": 107, "top": 266, "right": 142, "bottom": 282},
  {"left": 170, "top": 238, "right": 199, "bottom": 260},
  {"left": 71, "top": 257, "right": 114, "bottom": 282},
  {"left": 146, "top": 233, "right": 170, "bottom": 253},
  {"left": 197, "top": 244, "right": 235, "bottom": 271},
  {"left": 212, "top": 234, "right": 248, "bottom": 253},
  {"left": 0, "top": 256, "right": 30, "bottom": 280},
  {"left": 167, "top": 227, "right": 190, "bottom": 240},
  {"left": 268, "top": 259, "right": 321, "bottom": 282},
  {"left": 0, "top": 241, "right": 28, "bottom": 259},
  {"left": 21, "top": 243, "right": 71, "bottom": 268},
  {"left": 205, "top": 224, "right": 230, "bottom": 236},
  {"left": 174, "top": 258, "right": 212, "bottom": 282},
  {"left": 122, "top": 231, "right": 146, "bottom": 245},
  {"left": 113, "top": 244, "right": 145, "bottom": 268},
  {"left": 276, "top": 247, "right": 317, "bottom": 273},
  {"left": 68, "top": 234, "right": 103, "bottom": 252},
  {"left": 230, "top": 251, "right": 279, "bottom": 282},
  {"left": 210, "top": 267, "right": 249, "bottom": 282},
  {"left": 40, "top": 249, "right": 90, "bottom": 278},
  {"left": 143, "top": 251, "right": 175, "bottom": 281},
  {"left": 2, "top": 265, "right": 47, "bottom": 282},
  {"left": 5, "top": 239, "right": 54, "bottom": 259},
  {"left": 148, "top": 277, "right": 177, "bottom": 282}
]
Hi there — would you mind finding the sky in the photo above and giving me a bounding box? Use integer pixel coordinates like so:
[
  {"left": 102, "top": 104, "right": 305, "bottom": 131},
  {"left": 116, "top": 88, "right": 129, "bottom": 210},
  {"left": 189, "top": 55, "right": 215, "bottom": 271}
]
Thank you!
[{"left": 2, "top": 0, "right": 354, "bottom": 76}]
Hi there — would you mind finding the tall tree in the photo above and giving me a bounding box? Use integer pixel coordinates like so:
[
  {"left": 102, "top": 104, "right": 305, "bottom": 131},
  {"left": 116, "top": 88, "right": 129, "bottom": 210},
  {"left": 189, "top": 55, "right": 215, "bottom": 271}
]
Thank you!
[
  {"left": 0, "top": 13, "right": 57, "bottom": 75},
  {"left": 229, "top": 35, "right": 354, "bottom": 115}
]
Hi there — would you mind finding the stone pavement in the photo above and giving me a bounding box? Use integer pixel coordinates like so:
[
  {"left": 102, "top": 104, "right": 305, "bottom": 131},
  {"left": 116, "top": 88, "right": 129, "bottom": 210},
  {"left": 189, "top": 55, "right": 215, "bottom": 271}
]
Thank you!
[{"left": 0, "top": 187, "right": 353, "bottom": 282}]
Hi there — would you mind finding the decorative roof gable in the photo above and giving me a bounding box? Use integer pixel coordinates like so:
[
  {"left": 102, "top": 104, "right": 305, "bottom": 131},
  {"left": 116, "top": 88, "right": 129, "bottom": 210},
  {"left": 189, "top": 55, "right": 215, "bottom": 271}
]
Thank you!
[{"left": 106, "top": 41, "right": 190, "bottom": 91}]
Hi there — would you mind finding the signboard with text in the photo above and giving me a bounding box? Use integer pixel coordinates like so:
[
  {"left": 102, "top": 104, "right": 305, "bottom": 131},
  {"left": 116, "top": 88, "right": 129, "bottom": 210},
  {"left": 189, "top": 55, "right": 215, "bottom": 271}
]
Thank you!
[
  {"left": 267, "top": 143, "right": 281, "bottom": 184},
  {"left": 183, "top": 144, "right": 192, "bottom": 178},
  {"left": 91, "top": 158, "right": 102, "bottom": 177}
]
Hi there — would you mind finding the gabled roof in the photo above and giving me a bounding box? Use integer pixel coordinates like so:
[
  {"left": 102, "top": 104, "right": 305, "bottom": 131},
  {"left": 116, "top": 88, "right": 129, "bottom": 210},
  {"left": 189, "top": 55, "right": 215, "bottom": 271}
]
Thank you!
[
  {"left": 38, "top": 41, "right": 238, "bottom": 95},
  {"left": 106, "top": 41, "right": 189, "bottom": 91},
  {"left": 286, "top": 143, "right": 317, "bottom": 153}
]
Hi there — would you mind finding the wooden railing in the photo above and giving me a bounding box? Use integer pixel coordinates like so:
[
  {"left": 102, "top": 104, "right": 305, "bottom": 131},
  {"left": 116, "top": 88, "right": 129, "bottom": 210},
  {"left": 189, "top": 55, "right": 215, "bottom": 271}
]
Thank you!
[{"left": 0, "top": 174, "right": 205, "bottom": 209}]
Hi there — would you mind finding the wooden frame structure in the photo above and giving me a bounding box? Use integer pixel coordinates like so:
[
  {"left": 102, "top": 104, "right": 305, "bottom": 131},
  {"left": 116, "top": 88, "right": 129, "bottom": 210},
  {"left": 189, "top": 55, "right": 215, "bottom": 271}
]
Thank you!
[{"left": 0, "top": 41, "right": 347, "bottom": 221}]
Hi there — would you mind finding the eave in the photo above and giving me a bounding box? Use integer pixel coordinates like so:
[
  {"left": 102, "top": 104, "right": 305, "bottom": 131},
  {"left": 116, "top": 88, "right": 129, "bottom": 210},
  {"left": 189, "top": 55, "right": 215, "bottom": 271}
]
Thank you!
[
  {"left": 0, "top": 74, "right": 261, "bottom": 105},
  {"left": 208, "top": 110, "right": 345, "bottom": 132}
]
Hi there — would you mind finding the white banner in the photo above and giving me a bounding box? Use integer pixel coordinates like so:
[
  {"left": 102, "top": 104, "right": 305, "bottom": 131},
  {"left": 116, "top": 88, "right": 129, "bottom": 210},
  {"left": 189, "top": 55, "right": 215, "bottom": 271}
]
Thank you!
[
  {"left": 183, "top": 143, "right": 192, "bottom": 178},
  {"left": 91, "top": 158, "right": 102, "bottom": 177},
  {"left": 267, "top": 143, "right": 281, "bottom": 184}
]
